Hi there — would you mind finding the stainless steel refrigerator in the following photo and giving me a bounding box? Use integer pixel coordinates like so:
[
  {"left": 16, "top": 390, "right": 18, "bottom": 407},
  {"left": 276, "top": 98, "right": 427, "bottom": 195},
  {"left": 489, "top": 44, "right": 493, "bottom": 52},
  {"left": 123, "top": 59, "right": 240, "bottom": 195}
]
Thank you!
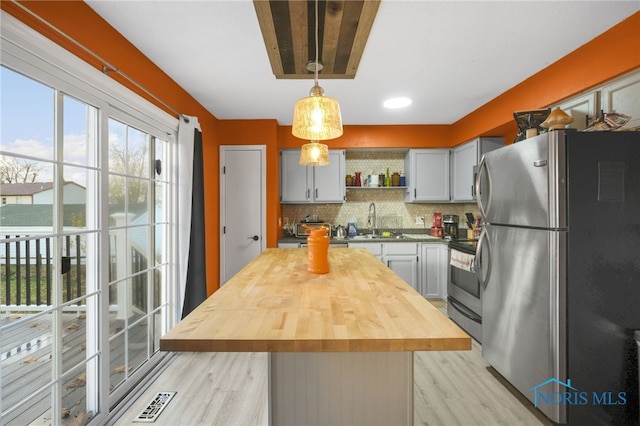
[{"left": 476, "top": 129, "right": 640, "bottom": 425}]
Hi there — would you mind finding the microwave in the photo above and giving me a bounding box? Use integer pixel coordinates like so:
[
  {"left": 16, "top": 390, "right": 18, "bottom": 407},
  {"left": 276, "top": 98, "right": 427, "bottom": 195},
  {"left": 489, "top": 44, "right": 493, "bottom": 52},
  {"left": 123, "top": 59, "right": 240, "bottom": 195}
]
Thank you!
[{"left": 294, "top": 222, "right": 331, "bottom": 238}]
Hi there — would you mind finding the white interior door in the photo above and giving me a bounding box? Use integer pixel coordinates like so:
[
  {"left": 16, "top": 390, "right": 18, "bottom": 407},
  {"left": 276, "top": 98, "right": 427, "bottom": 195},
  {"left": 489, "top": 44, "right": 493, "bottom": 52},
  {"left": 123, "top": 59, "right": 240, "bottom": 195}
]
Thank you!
[{"left": 220, "top": 146, "right": 266, "bottom": 284}]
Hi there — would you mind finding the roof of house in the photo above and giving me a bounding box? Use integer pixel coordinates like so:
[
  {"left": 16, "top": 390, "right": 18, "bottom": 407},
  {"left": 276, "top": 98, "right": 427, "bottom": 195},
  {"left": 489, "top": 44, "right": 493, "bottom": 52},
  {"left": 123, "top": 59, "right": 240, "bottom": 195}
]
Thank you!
[
  {"left": 0, "top": 203, "right": 149, "bottom": 227},
  {"left": 0, "top": 182, "right": 54, "bottom": 196},
  {"left": 0, "top": 204, "right": 84, "bottom": 227}
]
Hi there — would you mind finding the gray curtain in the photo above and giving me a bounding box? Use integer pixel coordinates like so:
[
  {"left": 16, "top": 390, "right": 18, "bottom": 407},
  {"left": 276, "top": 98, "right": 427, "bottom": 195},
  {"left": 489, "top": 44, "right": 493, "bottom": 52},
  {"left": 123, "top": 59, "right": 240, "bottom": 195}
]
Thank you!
[{"left": 181, "top": 128, "right": 207, "bottom": 318}]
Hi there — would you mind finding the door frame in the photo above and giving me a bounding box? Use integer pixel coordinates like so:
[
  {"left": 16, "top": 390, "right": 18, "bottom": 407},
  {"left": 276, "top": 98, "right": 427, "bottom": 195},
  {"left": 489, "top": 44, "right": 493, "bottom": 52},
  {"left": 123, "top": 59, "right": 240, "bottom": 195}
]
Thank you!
[{"left": 219, "top": 145, "right": 267, "bottom": 284}]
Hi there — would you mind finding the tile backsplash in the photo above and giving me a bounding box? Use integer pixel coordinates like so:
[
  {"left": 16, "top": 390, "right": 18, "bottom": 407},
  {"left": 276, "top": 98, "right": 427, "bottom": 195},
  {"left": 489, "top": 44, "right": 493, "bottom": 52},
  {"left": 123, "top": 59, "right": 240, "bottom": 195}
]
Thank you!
[
  {"left": 282, "top": 149, "right": 480, "bottom": 233},
  {"left": 282, "top": 193, "right": 479, "bottom": 233}
]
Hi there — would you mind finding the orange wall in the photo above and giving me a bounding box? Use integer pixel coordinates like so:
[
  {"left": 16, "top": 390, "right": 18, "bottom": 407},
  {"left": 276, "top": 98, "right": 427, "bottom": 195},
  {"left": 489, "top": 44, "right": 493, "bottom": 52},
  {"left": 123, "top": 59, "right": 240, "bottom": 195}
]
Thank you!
[
  {"left": 279, "top": 125, "right": 453, "bottom": 148},
  {"left": 1, "top": 1, "right": 224, "bottom": 294},
  {"left": 3, "top": 2, "right": 639, "bottom": 293},
  {"left": 452, "top": 12, "right": 640, "bottom": 145},
  {"left": 215, "top": 119, "right": 281, "bottom": 252}
]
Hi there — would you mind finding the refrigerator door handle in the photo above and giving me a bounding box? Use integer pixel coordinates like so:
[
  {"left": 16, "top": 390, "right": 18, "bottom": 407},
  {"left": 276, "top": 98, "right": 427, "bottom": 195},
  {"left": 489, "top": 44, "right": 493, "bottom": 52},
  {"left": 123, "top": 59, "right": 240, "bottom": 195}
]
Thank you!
[
  {"left": 635, "top": 330, "right": 640, "bottom": 408},
  {"left": 476, "top": 227, "right": 492, "bottom": 290},
  {"left": 475, "top": 156, "right": 492, "bottom": 219}
]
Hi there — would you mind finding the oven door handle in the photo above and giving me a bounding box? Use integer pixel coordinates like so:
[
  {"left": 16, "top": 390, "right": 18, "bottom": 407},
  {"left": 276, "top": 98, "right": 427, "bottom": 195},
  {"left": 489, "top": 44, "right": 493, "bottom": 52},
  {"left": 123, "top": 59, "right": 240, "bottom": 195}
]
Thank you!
[{"left": 448, "top": 296, "right": 482, "bottom": 324}]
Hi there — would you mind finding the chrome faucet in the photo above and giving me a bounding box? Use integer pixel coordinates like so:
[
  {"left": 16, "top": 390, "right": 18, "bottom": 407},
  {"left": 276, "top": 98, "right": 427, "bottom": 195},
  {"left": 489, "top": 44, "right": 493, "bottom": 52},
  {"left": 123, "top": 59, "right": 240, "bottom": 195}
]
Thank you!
[{"left": 367, "top": 202, "right": 377, "bottom": 236}]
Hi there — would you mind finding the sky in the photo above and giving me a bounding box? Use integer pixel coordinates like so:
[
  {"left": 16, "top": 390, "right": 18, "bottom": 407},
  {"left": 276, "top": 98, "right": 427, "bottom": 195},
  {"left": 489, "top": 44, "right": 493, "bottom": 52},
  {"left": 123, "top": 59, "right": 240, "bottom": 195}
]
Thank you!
[{"left": 1, "top": 66, "right": 102, "bottom": 186}]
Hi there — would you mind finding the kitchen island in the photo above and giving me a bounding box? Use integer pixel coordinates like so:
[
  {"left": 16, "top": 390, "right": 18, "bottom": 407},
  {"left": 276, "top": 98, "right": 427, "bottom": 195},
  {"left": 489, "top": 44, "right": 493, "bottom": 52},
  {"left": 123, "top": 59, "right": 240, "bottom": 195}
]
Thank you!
[{"left": 161, "top": 248, "right": 470, "bottom": 425}]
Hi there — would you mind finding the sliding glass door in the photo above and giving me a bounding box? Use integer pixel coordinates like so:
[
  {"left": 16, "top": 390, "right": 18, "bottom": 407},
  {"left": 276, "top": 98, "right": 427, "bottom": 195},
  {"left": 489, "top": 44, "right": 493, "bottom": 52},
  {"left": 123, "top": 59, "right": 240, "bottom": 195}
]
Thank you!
[{"left": 1, "top": 56, "right": 175, "bottom": 424}]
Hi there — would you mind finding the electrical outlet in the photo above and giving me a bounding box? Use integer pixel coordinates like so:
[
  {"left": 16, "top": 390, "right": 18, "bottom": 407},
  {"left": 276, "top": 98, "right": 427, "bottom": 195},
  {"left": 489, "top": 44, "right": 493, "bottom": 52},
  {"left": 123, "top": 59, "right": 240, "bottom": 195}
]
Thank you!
[{"left": 415, "top": 216, "right": 424, "bottom": 225}]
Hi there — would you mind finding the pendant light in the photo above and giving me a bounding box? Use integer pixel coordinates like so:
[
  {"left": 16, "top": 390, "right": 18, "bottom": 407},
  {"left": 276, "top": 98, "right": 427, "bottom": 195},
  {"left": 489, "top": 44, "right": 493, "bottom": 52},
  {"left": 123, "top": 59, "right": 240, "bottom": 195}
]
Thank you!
[
  {"left": 299, "top": 140, "right": 330, "bottom": 166},
  {"left": 294, "top": 0, "right": 343, "bottom": 166}
]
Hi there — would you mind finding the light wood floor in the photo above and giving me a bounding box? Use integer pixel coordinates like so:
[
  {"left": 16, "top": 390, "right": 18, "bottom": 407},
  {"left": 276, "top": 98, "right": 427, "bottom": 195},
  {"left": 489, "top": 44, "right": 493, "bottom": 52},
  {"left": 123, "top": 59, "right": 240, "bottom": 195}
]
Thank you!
[{"left": 112, "top": 302, "right": 553, "bottom": 426}]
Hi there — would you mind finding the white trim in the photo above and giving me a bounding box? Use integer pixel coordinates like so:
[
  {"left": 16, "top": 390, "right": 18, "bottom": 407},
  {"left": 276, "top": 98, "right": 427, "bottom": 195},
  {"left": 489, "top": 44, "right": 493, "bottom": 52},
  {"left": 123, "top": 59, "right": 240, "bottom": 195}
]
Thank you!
[
  {"left": 1, "top": 11, "right": 176, "bottom": 133},
  {"left": 1, "top": 11, "right": 181, "bottom": 425}
]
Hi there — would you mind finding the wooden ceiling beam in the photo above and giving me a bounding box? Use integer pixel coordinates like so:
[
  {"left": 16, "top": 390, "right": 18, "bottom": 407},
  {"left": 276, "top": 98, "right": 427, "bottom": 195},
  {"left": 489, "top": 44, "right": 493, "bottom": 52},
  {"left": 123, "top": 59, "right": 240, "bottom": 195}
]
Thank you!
[{"left": 254, "top": 0, "right": 379, "bottom": 79}]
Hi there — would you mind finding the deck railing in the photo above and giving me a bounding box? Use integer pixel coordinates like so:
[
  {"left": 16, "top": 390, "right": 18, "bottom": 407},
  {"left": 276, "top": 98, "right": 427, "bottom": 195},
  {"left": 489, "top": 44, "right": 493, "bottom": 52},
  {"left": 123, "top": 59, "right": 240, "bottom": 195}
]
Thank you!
[{"left": 1, "top": 235, "right": 149, "bottom": 312}]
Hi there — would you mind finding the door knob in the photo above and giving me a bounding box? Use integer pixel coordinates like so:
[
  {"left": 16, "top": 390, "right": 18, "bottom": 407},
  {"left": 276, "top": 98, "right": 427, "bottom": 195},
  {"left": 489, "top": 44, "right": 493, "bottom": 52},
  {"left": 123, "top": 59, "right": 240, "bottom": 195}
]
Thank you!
[{"left": 247, "top": 235, "right": 259, "bottom": 241}]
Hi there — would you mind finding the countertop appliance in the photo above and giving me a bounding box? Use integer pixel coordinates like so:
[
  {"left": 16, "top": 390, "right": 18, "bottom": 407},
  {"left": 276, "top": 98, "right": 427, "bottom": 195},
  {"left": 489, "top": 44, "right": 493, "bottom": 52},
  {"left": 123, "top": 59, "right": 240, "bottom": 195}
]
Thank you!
[
  {"left": 447, "top": 239, "right": 481, "bottom": 343},
  {"left": 443, "top": 214, "right": 459, "bottom": 240},
  {"left": 476, "top": 129, "right": 640, "bottom": 424},
  {"left": 294, "top": 222, "right": 331, "bottom": 238}
]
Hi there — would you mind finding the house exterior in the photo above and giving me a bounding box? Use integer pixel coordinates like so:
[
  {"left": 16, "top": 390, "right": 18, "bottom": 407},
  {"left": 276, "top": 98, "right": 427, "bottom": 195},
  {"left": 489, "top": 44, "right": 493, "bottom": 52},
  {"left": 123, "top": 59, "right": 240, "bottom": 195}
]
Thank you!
[{"left": 0, "top": 182, "right": 85, "bottom": 205}]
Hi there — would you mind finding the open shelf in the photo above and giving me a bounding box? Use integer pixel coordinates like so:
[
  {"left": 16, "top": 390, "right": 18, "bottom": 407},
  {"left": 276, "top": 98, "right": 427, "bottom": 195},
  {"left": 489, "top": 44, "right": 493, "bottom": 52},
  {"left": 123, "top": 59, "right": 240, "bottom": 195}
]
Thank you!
[{"left": 346, "top": 186, "right": 408, "bottom": 190}]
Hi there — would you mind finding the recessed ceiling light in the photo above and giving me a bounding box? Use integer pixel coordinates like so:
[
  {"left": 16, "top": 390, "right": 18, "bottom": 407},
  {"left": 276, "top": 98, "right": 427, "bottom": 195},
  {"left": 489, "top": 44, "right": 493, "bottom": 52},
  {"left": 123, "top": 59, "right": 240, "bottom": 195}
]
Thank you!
[{"left": 383, "top": 97, "right": 412, "bottom": 109}]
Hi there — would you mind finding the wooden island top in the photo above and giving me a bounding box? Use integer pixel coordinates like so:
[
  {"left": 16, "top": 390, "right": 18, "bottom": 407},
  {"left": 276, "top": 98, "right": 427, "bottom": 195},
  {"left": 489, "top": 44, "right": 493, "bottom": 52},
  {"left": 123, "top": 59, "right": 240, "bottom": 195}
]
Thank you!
[{"left": 160, "top": 248, "right": 471, "bottom": 353}]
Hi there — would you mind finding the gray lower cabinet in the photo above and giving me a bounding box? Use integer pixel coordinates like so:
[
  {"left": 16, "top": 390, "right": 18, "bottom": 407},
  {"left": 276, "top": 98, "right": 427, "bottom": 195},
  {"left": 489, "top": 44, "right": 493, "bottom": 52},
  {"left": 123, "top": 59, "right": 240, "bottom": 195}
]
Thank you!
[
  {"left": 348, "top": 242, "right": 420, "bottom": 291},
  {"left": 278, "top": 242, "right": 301, "bottom": 248},
  {"left": 347, "top": 242, "right": 383, "bottom": 261},
  {"left": 420, "top": 243, "right": 448, "bottom": 300},
  {"left": 383, "top": 243, "right": 419, "bottom": 291}
]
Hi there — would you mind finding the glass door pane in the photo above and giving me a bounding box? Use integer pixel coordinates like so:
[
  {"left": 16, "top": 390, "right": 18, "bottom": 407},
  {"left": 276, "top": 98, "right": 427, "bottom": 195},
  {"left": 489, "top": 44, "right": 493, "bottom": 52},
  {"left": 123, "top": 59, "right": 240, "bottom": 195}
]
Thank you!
[{"left": 0, "top": 68, "right": 99, "bottom": 424}]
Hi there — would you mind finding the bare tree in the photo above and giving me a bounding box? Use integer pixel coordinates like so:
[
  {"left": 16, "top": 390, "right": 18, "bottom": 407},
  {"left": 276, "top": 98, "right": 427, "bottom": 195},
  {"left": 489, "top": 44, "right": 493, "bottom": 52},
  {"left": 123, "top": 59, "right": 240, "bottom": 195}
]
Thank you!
[
  {"left": 0, "top": 157, "right": 44, "bottom": 183},
  {"left": 108, "top": 143, "right": 149, "bottom": 205}
]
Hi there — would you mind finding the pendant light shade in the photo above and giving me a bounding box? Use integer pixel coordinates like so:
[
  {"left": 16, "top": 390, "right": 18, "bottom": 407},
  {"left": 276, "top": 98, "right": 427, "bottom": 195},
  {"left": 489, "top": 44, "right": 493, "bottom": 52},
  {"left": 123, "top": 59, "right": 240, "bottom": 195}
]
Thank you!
[
  {"left": 292, "top": 85, "right": 343, "bottom": 140},
  {"left": 291, "top": 0, "right": 343, "bottom": 145},
  {"left": 299, "top": 140, "right": 330, "bottom": 166}
]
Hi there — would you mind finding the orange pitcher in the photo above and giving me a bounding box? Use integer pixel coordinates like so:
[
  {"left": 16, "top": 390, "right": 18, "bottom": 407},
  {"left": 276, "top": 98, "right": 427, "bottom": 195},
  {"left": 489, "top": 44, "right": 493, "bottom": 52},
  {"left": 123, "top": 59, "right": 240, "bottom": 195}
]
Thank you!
[{"left": 303, "top": 224, "right": 330, "bottom": 274}]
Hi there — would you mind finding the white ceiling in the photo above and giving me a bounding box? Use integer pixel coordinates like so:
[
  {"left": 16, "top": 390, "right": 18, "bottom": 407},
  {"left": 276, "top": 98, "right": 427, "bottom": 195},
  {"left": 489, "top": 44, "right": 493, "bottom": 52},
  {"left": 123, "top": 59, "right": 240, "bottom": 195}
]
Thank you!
[{"left": 85, "top": 0, "right": 639, "bottom": 126}]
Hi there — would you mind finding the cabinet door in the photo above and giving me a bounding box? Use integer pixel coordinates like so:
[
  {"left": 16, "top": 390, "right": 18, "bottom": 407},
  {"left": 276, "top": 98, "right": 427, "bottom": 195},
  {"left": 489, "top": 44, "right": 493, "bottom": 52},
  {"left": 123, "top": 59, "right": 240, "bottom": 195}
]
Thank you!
[
  {"left": 451, "top": 141, "right": 477, "bottom": 202},
  {"left": 406, "top": 149, "right": 450, "bottom": 202},
  {"left": 313, "top": 150, "right": 345, "bottom": 203},
  {"left": 554, "top": 92, "right": 598, "bottom": 131},
  {"left": 600, "top": 72, "right": 640, "bottom": 130},
  {"left": 386, "top": 255, "right": 419, "bottom": 290},
  {"left": 451, "top": 138, "right": 503, "bottom": 202},
  {"left": 280, "top": 149, "right": 311, "bottom": 203},
  {"left": 420, "top": 244, "right": 449, "bottom": 300}
]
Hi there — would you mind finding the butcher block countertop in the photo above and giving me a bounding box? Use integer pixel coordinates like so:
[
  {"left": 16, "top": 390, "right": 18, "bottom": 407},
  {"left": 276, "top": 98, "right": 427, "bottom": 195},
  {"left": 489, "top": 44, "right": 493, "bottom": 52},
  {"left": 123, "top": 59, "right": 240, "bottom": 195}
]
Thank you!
[{"left": 160, "top": 248, "right": 471, "bottom": 353}]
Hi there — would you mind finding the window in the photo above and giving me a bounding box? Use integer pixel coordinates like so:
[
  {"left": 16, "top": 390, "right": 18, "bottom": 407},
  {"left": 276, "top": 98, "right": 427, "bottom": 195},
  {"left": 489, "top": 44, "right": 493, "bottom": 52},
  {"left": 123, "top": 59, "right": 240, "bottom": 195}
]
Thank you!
[{"left": 1, "top": 13, "right": 178, "bottom": 425}]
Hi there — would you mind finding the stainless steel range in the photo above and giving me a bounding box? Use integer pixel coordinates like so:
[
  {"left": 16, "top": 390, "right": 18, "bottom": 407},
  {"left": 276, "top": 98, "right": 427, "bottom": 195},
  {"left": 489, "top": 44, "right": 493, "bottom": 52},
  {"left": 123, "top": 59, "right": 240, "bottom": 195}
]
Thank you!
[{"left": 447, "top": 239, "right": 481, "bottom": 343}]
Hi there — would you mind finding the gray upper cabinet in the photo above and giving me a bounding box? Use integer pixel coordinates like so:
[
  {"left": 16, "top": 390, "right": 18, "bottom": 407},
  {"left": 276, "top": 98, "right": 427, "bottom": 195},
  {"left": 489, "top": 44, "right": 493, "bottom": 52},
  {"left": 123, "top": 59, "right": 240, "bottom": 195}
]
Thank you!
[
  {"left": 280, "top": 149, "right": 346, "bottom": 203},
  {"left": 554, "top": 92, "right": 598, "bottom": 131},
  {"left": 404, "top": 149, "right": 450, "bottom": 202},
  {"left": 451, "top": 137, "right": 503, "bottom": 202},
  {"left": 600, "top": 72, "right": 640, "bottom": 131},
  {"left": 551, "top": 69, "right": 639, "bottom": 131}
]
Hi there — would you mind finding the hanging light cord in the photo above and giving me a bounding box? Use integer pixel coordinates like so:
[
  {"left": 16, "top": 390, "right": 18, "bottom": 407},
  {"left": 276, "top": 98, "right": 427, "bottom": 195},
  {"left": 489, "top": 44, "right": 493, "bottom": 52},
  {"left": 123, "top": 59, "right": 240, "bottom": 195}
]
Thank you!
[{"left": 314, "top": 0, "right": 319, "bottom": 87}]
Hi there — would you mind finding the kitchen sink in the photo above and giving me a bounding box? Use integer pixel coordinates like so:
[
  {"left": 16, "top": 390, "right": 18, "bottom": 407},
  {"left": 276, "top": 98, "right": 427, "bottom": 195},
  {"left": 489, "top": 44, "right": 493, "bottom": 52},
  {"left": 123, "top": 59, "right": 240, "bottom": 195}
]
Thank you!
[
  {"left": 350, "top": 234, "right": 410, "bottom": 241},
  {"left": 350, "top": 235, "right": 379, "bottom": 240}
]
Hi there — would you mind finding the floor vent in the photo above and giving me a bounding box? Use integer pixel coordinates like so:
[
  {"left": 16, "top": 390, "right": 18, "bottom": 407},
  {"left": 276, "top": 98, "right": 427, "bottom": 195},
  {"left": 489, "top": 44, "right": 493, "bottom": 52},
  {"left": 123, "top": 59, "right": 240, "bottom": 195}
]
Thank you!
[{"left": 134, "top": 391, "right": 176, "bottom": 423}]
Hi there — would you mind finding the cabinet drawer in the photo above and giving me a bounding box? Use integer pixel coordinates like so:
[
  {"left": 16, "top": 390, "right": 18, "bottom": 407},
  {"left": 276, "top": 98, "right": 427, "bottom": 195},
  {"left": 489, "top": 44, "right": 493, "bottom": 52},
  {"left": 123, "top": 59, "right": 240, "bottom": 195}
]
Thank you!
[
  {"left": 348, "top": 242, "right": 383, "bottom": 256},
  {"left": 383, "top": 242, "right": 418, "bottom": 256},
  {"left": 278, "top": 242, "right": 301, "bottom": 248}
]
